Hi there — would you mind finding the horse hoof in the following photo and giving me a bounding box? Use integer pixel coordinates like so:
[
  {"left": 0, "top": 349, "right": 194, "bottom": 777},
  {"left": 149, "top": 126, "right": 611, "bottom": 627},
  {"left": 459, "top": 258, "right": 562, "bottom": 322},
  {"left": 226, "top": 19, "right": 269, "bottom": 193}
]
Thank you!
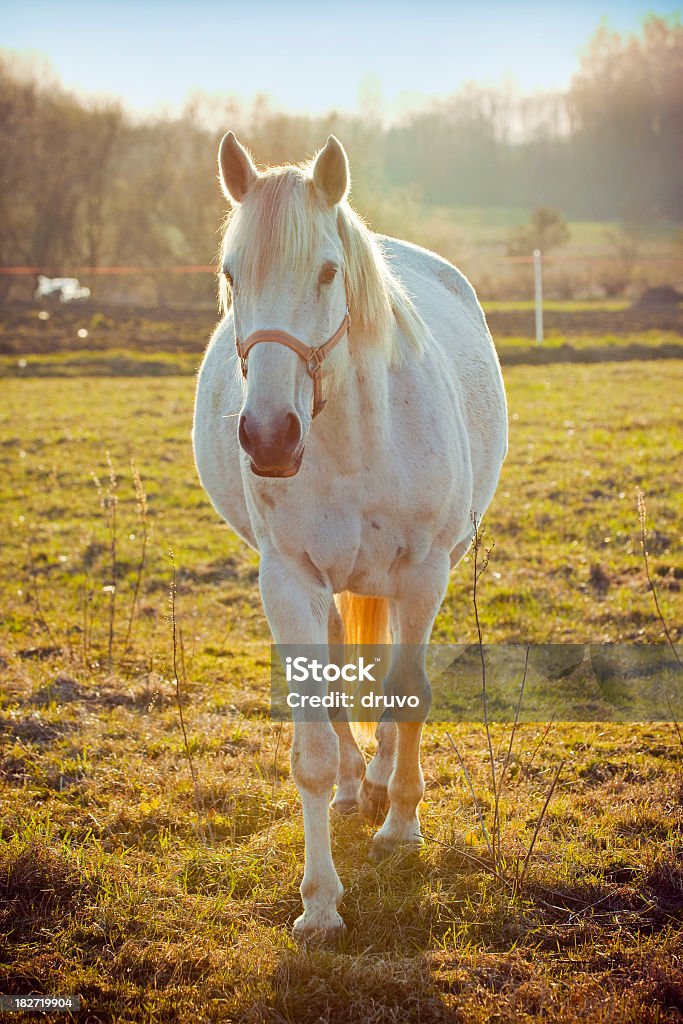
[
  {"left": 292, "top": 914, "right": 347, "bottom": 947},
  {"left": 368, "top": 837, "right": 422, "bottom": 865},
  {"left": 358, "top": 779, "right": 389, "bottom": 824},
  {"left": 368, "top": 837, "right": 396, "bottom": 863},
  {"left": 330, "top": 797, "right": 358, "bottom": 816}
]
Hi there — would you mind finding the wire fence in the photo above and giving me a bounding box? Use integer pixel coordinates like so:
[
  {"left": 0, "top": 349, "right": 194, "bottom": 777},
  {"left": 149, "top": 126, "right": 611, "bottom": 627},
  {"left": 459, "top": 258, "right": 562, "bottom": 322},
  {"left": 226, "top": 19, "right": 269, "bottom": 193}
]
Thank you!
[{"left": 1, "top": 255, "right": 682, "bottom": 314}]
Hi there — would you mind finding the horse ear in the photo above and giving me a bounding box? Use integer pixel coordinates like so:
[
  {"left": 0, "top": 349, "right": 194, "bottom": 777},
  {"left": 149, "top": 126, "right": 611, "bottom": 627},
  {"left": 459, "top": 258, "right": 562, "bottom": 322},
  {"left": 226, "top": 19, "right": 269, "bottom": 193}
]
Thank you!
[
  {"left": 218, "top": 132, "right": 258, "bottom": 203},
  {"left": 312, "top": 136, "right": 349, "bottom": 206}
]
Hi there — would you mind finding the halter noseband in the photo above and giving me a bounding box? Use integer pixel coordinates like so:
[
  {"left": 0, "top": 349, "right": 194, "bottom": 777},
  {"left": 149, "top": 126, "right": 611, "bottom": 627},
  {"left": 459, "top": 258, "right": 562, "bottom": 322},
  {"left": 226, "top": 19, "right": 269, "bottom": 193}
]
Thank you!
[{"left": 235, "top": 309, "right": 350, "bottom": 418}]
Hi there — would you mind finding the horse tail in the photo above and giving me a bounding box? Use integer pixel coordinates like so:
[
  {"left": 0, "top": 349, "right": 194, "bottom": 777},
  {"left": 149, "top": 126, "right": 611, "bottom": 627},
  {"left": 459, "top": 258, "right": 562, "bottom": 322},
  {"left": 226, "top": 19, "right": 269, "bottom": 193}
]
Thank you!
[{"left": 335, "top": 592, "right": 391, "bottom": 746}]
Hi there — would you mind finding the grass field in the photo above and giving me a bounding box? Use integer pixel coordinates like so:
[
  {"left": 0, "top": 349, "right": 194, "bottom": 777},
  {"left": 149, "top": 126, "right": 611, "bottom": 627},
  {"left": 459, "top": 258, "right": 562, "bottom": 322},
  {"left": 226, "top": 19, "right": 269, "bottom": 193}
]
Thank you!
[
  {"left": 1, "top": 354, "right": 682, "bottom": 1021},
  {"left": 483, "top": 301, "right": 631, "bottom": 313}
]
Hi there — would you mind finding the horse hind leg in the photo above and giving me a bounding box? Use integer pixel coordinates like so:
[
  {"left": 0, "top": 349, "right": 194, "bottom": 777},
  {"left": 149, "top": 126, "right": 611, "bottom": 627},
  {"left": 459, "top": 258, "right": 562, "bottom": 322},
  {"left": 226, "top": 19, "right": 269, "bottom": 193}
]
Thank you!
[{"left": 328, "top": 601, "right": 366, "bottom": 815}]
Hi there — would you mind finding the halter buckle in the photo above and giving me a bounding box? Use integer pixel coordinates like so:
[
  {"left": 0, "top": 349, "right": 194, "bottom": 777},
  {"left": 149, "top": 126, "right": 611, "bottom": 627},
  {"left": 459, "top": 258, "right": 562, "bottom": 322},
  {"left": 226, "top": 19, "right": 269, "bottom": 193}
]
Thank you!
[{"left": 306, "top": 349, "right": 324, "bottom": 376}]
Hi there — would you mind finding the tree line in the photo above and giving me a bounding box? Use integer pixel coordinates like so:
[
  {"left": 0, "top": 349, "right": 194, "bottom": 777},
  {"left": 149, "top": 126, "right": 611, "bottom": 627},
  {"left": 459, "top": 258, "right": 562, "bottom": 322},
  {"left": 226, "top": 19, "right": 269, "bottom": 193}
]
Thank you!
[{"left": 0, "top": 16, "right": 680, "bottom": 300}]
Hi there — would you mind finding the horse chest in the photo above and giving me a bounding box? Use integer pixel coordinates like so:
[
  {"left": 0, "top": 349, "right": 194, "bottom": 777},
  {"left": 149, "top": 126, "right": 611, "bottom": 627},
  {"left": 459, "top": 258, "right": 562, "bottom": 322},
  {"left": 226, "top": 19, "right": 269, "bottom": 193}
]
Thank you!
[
  {"left": 346, "top": 516, "right": 433, "bottom": 596},
  {"left": 252, "top": 484, "right": 439, "bottom": 597}
]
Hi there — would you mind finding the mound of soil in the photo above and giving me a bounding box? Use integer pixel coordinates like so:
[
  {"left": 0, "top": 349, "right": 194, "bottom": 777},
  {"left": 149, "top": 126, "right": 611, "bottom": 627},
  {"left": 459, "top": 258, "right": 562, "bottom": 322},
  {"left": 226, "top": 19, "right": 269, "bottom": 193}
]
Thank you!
[{"left": 631, "top": 285, "right": 683, "bottom": 310}]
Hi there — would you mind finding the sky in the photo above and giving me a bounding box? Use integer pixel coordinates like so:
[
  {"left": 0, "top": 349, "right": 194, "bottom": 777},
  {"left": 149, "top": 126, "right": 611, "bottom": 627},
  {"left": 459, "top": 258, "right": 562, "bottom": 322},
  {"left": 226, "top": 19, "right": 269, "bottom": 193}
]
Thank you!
[{"left": 1, "top": 0, "right": 680, "bottom": 119}]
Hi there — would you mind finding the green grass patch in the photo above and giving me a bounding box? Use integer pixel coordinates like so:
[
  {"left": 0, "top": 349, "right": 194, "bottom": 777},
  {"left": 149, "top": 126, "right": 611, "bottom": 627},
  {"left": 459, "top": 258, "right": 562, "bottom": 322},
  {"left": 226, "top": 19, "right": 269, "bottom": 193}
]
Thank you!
[
  {"left": 484, "top": 299, "right": 631, "bottom": 313},
  {"left": 0, "top": 348, "right": 201, "bottom": 378}
]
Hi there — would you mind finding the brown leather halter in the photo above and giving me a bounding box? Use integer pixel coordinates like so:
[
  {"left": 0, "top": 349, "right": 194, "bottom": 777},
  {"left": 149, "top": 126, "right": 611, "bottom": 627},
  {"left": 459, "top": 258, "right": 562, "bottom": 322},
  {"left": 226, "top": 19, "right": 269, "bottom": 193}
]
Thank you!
[{"left": 235, "top": 308, "right": 350, "bottom": 418}]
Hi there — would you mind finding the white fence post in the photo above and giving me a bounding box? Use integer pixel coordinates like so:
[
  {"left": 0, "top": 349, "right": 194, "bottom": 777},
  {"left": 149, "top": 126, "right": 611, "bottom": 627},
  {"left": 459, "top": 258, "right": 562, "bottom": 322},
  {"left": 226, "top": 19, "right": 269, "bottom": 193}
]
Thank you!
[{"left": 533, "top": 248, "right": 543, "bottom": 344}]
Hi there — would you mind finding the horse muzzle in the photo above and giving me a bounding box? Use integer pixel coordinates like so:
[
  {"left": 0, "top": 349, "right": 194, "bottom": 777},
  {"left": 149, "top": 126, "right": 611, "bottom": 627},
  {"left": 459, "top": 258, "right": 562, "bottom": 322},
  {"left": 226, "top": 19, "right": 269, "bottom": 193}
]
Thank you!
[{"left": 239, "top": 411, "right": 305, "bottom": 478}]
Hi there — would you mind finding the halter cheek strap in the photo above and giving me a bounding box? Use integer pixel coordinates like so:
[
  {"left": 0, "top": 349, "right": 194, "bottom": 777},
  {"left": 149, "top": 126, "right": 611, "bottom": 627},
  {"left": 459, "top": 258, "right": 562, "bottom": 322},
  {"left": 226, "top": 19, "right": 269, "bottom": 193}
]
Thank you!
[{"left": 235, "top": 309, "right": 350, "bottom": 418}]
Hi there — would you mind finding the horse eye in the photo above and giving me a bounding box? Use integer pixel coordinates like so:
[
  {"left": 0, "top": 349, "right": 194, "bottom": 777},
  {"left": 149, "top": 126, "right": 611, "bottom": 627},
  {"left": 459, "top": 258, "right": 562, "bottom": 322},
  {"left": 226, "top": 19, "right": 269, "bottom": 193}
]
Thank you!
[{"left": 318, "top": 263, "right": 337, "bottom": 286}]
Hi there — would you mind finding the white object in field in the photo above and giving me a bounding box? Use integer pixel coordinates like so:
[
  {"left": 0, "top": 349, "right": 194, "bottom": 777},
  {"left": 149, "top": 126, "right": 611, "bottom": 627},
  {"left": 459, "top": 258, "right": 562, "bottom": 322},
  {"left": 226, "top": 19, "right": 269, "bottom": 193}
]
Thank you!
[
  {"left": 35, "top": 276, "right": 91, "bottom": 303},
  {"left": 533, "top": 248, "right": 543, "bottom": 344}
]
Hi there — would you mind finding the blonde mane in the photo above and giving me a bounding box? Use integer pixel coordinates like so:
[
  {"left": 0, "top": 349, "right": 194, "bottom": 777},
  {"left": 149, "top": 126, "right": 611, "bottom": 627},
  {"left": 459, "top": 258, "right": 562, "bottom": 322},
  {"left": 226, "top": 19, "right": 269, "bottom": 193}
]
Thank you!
[{"left": 219, "top": 159, "right": 427, "bottom": 365}]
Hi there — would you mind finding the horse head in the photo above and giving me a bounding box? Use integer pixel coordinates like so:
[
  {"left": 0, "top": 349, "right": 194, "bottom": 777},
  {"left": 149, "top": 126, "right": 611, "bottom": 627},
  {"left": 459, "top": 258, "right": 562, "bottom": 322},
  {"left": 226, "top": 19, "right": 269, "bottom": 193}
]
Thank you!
[{"left": 218, "top": 132, "right": 351, "bottom": 478}]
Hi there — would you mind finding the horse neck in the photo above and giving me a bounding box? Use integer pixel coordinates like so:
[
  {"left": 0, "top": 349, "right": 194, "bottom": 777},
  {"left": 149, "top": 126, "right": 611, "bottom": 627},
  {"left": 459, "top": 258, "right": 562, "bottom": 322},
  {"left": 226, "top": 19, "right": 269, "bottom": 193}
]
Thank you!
[{"left": 313, "top": 345, "right": 390, "bottom": 471}]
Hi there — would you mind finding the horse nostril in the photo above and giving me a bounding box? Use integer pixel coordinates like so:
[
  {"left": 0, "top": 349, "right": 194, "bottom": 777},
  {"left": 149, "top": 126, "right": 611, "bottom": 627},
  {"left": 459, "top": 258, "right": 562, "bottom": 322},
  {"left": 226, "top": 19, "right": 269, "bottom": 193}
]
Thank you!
[
  {"left": 238, "top": 413, "right": 254, "bottom": 455},
  {"left": 283, "top": 412, "right": 302, "bottom": 450}
]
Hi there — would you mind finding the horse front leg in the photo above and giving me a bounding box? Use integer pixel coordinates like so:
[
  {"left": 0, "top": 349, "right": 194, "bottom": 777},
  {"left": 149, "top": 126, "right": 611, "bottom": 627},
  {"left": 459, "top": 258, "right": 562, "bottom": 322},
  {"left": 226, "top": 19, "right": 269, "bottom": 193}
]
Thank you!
[
  {"left": 370, "top": 550, "right": 450, "bottom": 859},
  {"left": 259, "top": 551, "right": 344, "bottom": 943}
]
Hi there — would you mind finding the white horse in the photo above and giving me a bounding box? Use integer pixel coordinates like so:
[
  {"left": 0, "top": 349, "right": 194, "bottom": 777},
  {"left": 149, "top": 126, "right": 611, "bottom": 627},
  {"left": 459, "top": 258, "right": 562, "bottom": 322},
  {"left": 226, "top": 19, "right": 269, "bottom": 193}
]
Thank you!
[{"left": 193, "top": 133, "right": 507, "bottom": 942}]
